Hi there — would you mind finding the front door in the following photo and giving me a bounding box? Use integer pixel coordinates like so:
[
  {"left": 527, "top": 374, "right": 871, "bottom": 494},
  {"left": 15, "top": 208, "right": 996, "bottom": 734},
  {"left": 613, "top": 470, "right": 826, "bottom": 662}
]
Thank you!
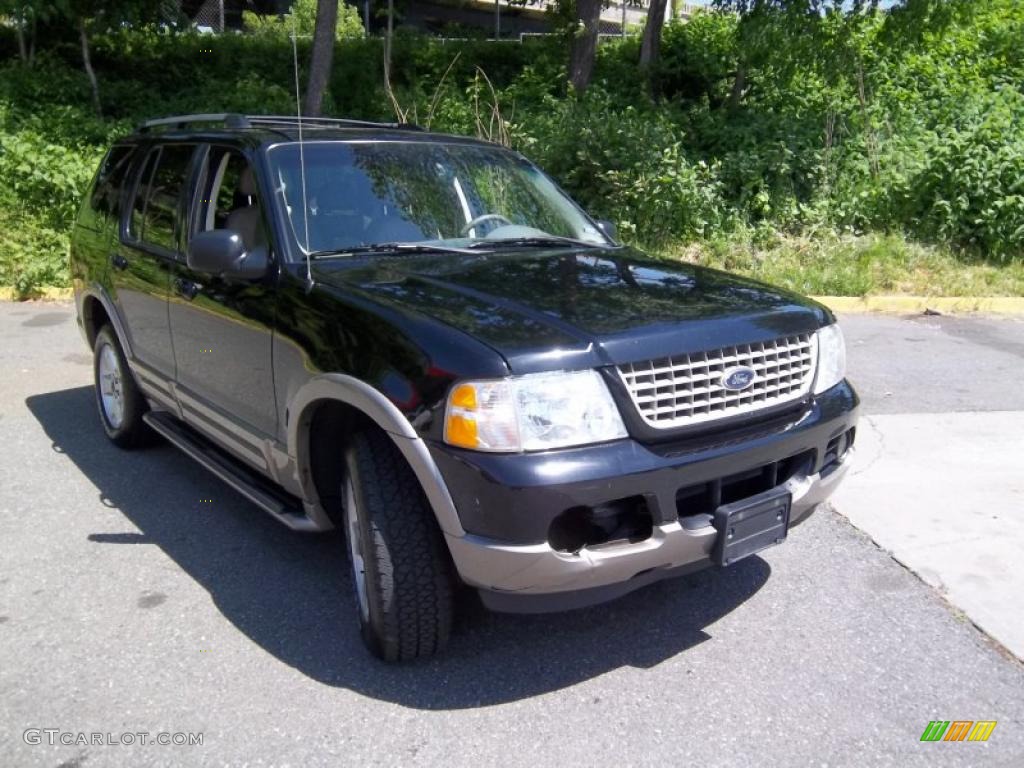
[
  {"left": 169, "top": 145, "right": 278, "bottom": 461},
  {"left": 113, "top": 143, "right": 196, "bottom": 379}
]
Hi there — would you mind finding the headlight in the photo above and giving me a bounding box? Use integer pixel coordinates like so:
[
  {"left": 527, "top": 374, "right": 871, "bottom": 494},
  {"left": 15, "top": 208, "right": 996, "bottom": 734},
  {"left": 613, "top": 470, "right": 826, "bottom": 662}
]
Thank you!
[
  {"left": 444, "top": 369, "right": 628, "bottom": 452},
  {"left": 813, "top": 323, "right": 847, "bottom": 394}
]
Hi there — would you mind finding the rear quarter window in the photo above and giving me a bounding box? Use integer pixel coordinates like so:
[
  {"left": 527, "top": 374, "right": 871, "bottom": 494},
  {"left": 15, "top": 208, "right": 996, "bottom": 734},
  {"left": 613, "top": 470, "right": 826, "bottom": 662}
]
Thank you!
[{"left": 76, "top": 144, "right": 135, "bottom": 232}]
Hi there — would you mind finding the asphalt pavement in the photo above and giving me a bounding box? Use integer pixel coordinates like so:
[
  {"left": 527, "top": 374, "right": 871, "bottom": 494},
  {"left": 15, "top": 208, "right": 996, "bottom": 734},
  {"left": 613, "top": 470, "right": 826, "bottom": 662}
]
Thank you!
[{"left": 1, "top": 302, "right": 1022, "bottom": 767}]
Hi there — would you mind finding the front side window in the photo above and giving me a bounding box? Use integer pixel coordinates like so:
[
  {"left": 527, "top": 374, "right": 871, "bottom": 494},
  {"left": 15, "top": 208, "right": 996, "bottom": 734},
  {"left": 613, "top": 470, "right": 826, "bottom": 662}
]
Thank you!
[
  {"left": 267, "top": 141, "right": 609, "bottom": 255},
  {"left": 193, "top": 147, "right": 266, "bottom": 253},
  {"left": 128, "top": 144, "right": 195, "bottom": 252}
]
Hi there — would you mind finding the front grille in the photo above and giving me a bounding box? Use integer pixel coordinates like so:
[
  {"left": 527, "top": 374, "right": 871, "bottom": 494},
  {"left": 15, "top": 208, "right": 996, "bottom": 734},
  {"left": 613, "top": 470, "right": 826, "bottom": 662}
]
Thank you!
[{"left": 617, "top": 333, "right": 818, "bottom": 429}]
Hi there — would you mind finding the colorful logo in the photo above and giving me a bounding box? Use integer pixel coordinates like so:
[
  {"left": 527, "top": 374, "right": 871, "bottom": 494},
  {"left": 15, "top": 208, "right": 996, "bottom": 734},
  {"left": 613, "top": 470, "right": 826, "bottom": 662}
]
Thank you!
[{"left": 920, "top": 721, "right": 997, "bottom": 742}]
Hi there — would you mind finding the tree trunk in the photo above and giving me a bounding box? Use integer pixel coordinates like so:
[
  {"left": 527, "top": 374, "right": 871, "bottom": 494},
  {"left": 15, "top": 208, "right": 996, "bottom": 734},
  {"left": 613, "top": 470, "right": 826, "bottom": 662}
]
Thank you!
[
  {"left": 727, "top": 64, "right": 746, "bottom": 109},
  {"left": 16, "top": 19, "right": 27, "bottom": 62},
  {"left": 640, "top": 0, "right": 668, "bottom": 70},
  {"left": 79, "top": 18, "right": 102, "bottom": 118},
  {"left": 304, "top": 0, "right": 339, "bottom": 117},
  {"left": 385, "top": 0, "right": 394, "bottom": 78},
  {"left": 569, "top": 0, "right": 603, "bottom": 94}
]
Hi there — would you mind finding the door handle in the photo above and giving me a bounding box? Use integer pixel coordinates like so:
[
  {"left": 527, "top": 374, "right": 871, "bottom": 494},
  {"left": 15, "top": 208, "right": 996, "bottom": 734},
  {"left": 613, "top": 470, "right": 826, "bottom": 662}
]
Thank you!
[
  {"left": 110, "top": 253, "right": 129, "bottom": 271},
  {"left": 174, "top": 277, "right": 201, "bottom": 301}
]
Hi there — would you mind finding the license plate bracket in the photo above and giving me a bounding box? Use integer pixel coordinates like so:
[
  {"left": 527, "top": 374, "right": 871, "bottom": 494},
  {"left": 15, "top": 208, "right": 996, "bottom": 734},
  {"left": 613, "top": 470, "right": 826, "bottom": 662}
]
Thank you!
[{"left": 712, "top": 488, "right": 792, "bottom": 566}]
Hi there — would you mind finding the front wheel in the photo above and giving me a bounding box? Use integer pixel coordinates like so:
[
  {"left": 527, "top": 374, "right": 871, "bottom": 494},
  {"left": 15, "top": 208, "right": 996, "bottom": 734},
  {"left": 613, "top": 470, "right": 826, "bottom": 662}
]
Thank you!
[
  {"left": 93, "top": 325, "right": 151, "bottom": 449},
  {"left": 342, "top": 430, "right": 455, "bottom": 661}
]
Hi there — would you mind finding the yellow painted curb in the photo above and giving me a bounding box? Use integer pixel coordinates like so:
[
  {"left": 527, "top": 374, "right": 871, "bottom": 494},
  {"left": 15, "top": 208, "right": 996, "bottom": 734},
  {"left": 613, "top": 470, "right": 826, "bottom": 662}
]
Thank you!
[
  {"left": 0, "top": 286, "right": 73, "bottom": 301},
  {"left": 811, "top": 296, "right": 1024, "bottom": 315}
]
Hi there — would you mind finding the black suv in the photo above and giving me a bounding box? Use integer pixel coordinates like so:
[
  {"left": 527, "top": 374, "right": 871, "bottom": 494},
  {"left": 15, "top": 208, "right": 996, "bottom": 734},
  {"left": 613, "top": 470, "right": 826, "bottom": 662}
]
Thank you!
[{"left": 70, "top": 114, "right": 858, "bottom": 661}]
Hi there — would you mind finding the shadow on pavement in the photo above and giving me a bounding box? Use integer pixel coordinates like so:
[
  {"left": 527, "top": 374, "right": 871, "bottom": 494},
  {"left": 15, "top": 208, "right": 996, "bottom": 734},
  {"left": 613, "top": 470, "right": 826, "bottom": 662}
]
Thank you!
[{"left": 27, "top": 385, "right": 770, "bottom": 709}]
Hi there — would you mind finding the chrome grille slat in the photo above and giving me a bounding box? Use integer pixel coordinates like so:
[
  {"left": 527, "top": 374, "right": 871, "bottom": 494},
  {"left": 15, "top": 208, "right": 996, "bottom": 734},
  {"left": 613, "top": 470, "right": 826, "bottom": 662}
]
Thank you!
[{"left": 617, "top": 334, "right": 818, "bottom": 429}]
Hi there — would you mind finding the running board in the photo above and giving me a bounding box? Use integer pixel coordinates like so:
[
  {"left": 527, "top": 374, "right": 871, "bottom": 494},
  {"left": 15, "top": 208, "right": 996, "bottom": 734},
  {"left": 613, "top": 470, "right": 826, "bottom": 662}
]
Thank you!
[{"left": 143, "top": 411, "right": 319, "bottom": 532}]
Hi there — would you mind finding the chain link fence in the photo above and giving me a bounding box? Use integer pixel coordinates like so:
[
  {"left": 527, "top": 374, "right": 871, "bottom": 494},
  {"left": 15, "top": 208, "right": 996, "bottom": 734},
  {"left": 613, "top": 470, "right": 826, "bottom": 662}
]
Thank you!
[{"left": 171, "top": 0, "right": 703, "bottom": 40}]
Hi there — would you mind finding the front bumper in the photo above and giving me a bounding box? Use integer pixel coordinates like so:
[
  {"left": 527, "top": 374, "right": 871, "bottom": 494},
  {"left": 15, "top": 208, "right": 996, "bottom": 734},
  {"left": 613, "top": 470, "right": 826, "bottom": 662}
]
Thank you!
[
  {"left": 445, "top": 453, "right": 850, "bottom": 612},
  {"left": 432, "top": 381, "right": 859, "bottom": 612}
]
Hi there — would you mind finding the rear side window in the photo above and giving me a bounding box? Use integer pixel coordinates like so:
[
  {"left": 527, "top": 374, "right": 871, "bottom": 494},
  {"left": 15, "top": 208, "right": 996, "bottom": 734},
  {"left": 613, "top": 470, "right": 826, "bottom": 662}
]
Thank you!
[
  {"left": 128, "top": 144, "right": 195, "bottom": 252},
  {"left": 89, "top": 145, "right": 135, "bottom": 220}
]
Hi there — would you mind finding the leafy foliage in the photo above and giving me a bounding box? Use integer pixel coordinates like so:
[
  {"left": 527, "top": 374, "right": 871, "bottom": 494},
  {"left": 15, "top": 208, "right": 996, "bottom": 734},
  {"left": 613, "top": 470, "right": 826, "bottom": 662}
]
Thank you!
[
  {"left": 0, "top": 0, "right": 1022, "bottom": 296},
  {"left": 242, "top": 0, "right": 364, "bottom": 41}
]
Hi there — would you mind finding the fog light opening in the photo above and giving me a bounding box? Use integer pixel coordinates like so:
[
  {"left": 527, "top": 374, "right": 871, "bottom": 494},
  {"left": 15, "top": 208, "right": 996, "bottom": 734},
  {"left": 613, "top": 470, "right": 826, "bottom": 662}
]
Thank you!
[
  {"left": 548, "top": 496, "right": 653, "bottom": 553},
  {"left": 823, "top": 427, "right": 856, "bottom": 470}
]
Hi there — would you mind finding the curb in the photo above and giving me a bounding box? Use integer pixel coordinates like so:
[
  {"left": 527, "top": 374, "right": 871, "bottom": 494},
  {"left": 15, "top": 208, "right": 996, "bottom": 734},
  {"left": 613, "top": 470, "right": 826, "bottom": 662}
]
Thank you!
[
  {"left": 0, "top": 287, "right": 72, "bottom": 301},
  {"left": 811, "top": 296, "right": 1024, "bottom": 315}
]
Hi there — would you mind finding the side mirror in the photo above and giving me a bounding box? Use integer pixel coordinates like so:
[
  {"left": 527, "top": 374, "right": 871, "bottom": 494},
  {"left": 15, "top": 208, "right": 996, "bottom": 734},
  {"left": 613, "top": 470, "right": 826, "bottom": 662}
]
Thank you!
[
  {"left": 596, "top": 219, "right": 618, "bottom": 242},
  {"left": 186, "top": 229, "right": 268, "bottom": 280}
]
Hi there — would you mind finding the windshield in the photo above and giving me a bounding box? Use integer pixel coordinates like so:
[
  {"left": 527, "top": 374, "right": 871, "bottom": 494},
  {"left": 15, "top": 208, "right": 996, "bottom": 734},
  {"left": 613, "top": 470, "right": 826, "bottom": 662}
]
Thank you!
[{"left": 267, "top": 141, "right": 610, "bottom": 255}]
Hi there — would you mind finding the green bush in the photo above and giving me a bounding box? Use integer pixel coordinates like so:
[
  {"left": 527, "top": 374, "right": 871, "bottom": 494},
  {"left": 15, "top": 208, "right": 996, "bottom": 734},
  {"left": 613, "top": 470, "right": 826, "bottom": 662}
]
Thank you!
[
  {"left": 0, "top": 126, "right": 100, "bottom": 229},
  {"left": 1, "top": 0, "right": 1022, "bottom": 296},
  {"left": 242, "top": 0, "right": 364, "bottom": 41},
  {"left": 510, "top": 92, "right": 733, "bottom": 243},
  {"left": 0, "top": 209, "right": 71, "bottom": 296}
]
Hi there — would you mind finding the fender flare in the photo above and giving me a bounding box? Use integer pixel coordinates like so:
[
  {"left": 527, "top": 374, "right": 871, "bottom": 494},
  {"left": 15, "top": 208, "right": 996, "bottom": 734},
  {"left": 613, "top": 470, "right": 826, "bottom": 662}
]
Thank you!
[
  {"left": 287, "top": 373, "right": 465, "bottom": 538},
  {"left": 79, "top": 284, "right": 134, "bottom": 360}
]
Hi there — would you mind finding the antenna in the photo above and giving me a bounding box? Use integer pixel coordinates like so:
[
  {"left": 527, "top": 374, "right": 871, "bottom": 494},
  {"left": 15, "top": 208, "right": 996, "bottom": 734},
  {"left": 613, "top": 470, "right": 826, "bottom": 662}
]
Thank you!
[{"left": 291, "top": 17, "right": 312, "bottom": 284}]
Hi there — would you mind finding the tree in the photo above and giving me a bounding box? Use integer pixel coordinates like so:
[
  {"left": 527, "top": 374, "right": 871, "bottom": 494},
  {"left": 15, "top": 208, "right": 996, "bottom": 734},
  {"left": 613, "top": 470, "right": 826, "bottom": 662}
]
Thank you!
[
  {"left": 242, "top": 0, "right": 362, "bottom": 117},
  {"left": 640, "top": 0, "right": 669, "bottom": 81},
  {"left": 1, "top": 1, "right": 37, "bottom": 63},
  {"left": 47, "top": 1, "right": 176, "bottom": 117},
  {"left": 304, "top": 0, "right": 339, "bottom": 116},
  {"left": 569, "top": 0, "right": 604, "bottom": 93},
  {"left": 1, "top": 1, "right": 65, "bottom": 65}
]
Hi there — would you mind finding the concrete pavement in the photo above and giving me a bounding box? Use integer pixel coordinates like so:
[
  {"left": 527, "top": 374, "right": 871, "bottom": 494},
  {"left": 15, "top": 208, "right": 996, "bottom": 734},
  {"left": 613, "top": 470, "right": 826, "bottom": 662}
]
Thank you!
[
  {"left": 835, "top": 313, "right": 1024, "bottom": 659},
  {"left": 1, "top": 302, "right": 1023, "bottom": 767}
]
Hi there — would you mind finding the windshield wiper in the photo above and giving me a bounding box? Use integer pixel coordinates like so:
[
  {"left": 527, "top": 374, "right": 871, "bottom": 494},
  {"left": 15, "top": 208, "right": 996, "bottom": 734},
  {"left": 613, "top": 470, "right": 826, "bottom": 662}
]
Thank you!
[
  {"left": 309, "top": 242, "right": 480, "bottom": 259},
  {"left": 467, "top": 235, "right": 606, "bottom": 250}
]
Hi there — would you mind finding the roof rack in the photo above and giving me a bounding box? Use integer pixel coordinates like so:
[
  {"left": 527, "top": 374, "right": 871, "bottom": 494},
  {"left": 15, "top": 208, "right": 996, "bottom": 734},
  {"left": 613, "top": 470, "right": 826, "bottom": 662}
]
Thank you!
[
  {"left": 136, "top": 113, "right": 421, "bottom": 134},
  {"left": 245, "top": 115, "right": 422, "bottom": 131}
]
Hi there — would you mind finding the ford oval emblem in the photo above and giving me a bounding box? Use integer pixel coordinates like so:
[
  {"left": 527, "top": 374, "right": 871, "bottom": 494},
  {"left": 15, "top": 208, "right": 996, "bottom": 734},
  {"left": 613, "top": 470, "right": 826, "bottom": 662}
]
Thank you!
[{"left": 721, "top": 366, "right": 756, "bottom": 392}]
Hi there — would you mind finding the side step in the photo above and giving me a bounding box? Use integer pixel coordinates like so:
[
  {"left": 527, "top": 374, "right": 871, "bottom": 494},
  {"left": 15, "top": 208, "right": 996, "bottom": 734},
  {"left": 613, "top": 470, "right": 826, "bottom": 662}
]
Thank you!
[{"left": 143, "top": 411, "right": 320, "bottom": 532}]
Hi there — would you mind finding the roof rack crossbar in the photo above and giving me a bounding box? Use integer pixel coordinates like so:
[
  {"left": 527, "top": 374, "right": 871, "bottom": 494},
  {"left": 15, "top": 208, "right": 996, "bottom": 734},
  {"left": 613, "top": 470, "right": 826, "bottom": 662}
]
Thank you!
[{"left": 137, "top": 113, "right": 250, "bottom": 133}]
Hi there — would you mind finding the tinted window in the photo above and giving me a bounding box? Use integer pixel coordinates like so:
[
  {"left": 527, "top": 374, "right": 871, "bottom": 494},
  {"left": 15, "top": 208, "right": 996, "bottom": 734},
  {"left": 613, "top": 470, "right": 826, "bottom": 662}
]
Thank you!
[
  {"left": 267, "top": 142, "right": 608, "bottom": 255},
  {"left": 129, "top": 144, "right": 194, "bottom": 252},
  {"left": 130, "top": 149, "right": 160, "bottom": 240},
  {"left": 89, "top": 144, "right": 135, "bottom": 219}
]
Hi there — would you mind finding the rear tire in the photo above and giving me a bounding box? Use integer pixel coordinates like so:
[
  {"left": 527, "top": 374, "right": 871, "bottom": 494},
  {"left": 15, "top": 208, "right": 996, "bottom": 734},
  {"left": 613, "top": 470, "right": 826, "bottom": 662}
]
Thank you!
[
  {"left": 93, "top": 325, "right": 151, "bottom": 449},
  {"left": 342, "top": 430, "right": 455, "bottom": 661}
]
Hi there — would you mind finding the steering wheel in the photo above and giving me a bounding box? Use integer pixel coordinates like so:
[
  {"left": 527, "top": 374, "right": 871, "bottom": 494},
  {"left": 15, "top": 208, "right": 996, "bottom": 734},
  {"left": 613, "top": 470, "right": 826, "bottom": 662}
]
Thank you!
[{"left": 459, "top": 214, "right": 512, "bottom": 237}]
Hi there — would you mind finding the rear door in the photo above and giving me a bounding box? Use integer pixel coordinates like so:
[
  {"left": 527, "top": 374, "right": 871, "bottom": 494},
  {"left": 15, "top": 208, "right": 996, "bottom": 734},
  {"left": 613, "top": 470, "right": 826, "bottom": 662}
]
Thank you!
[
  {"left": 168, "top": 144, "right": 278, "bottom": 460},
  {"left": 113, "top": 143, "right": 197, "bottom": 380}
]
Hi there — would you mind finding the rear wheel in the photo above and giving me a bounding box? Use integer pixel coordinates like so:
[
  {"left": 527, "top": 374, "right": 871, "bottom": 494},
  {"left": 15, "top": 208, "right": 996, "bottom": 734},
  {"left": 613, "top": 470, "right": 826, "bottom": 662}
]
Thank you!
[
  {"left": 93, "top": 325, "right": 151, "bottom": 448},
  {"left": 342, "top": 430, "right": 455, "bottom": 661}
]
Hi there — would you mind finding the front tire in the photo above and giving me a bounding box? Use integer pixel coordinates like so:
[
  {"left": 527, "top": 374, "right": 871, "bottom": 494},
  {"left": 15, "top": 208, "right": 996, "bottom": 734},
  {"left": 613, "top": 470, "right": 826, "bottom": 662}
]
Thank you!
[
  {"left": 93, "top": 325, "right": 151, "bottom": 449},
  {"left": 342, "top": 430, "right": 455, "bottom": 661}
]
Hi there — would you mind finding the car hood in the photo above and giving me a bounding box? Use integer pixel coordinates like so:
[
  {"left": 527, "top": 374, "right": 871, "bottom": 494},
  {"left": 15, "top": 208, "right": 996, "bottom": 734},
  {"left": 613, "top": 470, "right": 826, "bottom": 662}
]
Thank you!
[{"left": 312, "top": 247, "right": 831, "bottom": 374}]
